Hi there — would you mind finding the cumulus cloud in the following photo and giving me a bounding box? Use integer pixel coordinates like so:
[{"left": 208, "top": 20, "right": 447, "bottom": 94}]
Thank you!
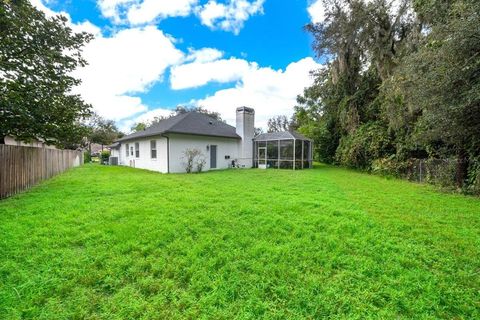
[
  {"left": 307, "top": 0, "right": 326, "bottom": 24},
  {"left": 192, "top": 57, "right": 322, "bottom": 128},
  {"left": 184, "top": 47, "right": 224, "bottom": 63},
  {"left": 127, "top": 0, "right": 199, "bottom": 25},
  {"left": 30, "top": 0, "right": 102, "bottom": 35},
  {"left": 97, "top": 0, "right": 264, "bottom": 34},
  {"left": 170, "top": 55, "right": 252, "bottom": 89},
  {"left": 73, "top": 26, "right": 184, "bottom": 120},
  {"left": 98, "top": 0, "right": 199, "bottom": 25},
  {"left": 196, "top": 0, "right": 264, "bottom": 35},
  {"left": 119, "top": 108, "right": 174, "bottom": 133}
]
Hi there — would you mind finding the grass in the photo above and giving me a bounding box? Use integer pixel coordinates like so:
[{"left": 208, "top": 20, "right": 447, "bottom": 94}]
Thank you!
[{"left": 0, "top": 164, "right": 479, "bottom": 319}]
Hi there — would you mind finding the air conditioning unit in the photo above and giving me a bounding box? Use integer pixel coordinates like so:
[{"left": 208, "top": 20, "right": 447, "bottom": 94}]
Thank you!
[{"left": 109, "top": 156, "right": 118, "bottom": 165}]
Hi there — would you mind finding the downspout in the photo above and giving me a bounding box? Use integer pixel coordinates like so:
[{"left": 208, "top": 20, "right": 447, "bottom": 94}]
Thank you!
[{"left": 162, "top": 134, "right": 170, "bottom": 173}]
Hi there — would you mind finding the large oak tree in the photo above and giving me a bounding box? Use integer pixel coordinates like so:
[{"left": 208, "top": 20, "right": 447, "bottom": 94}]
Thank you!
[{"left": 0, "top": 0, "right": 92, "bottom": 147}]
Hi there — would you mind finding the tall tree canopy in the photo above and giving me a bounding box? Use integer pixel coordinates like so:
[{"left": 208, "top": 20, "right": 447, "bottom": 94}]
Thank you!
[
  {"left": 295, "top": 0, "right": 480, "bottom": 191},
  {"left": 0, "top": 0, "right": 92, "bottom": 146},
  {"left": 87, "top": 113, "right": 123, "bottom": 149}
]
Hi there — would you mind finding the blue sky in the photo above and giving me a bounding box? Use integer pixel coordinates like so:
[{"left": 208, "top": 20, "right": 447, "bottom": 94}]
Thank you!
[{"left": 32, "top": 0, "right": 324, "bottom": 131}]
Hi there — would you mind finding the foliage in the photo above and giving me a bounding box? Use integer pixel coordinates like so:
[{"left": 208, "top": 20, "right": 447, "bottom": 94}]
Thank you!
[
  {"left": 335, "top": 121, "right": 393, "bottom": 169},
  {"left": 130, "top": 122, "right": 147, "bottom": 132},
  {"left": 0, "top": 0, "right": 92, "bottom": 146},
  {"left": 87, "top": 113, "right": 123, "bottom": 147},
  {"left": 0, "top": 164, "right": 479, "bottom": 318},
  {"left": 267, "top": 115, "right": 291, "bottom": 132},
  {"left": 83, "top": 151, "right": 92, "bottom": 164},
  {"left": 100, "top": 150, "right": 110, "bottom": 164},
  {"left": 295, "top": 0, "right": 480, "bottom": 192},
  {"left": 254, "top": 127, "right": 264, "bottom": 137},
  {"left": 174, "top": 105, "right": 223, "bottom": 121},
  {"left": 181, "top": 148, "right": 206, "bottom": 173}
]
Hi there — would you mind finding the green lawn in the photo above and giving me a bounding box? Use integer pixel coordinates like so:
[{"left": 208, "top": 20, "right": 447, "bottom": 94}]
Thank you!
[{"left": 1, "top": 164, "right": 479, "bottom": 319}]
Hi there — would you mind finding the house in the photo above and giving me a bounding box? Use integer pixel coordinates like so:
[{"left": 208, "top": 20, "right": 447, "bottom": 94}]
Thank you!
[
  {"left": 110, "top": 107, "right": 255, "bottom": 173},
  {"left": 110, "top": 107, "right": 313, "bottom": 173},
  {"left": 3, "top": 136, "right": 57, "bottom": 149}
]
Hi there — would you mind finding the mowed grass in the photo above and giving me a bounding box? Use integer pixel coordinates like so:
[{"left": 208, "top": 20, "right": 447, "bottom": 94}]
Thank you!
[{"left": 0, "top": 164, "right": 479, "bottom": 319}]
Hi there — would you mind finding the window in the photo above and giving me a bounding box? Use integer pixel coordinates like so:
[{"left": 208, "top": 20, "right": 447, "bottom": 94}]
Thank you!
[
  {"left": 135, "top": 142, "right": 140, "bottom": 158},
  {"left": 125, "top": 143, "right": 129, "bottom": 157},
  {"left": 130, "top": 146, "right": 133, "bottom": 156},
  {"left": 150, "top": 140, "right": 157, "bottom": 159}
]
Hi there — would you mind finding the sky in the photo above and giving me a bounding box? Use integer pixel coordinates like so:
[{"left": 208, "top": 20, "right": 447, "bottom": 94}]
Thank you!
[{"left": 30, "top": 0, "right": 327, "bottom": 132}]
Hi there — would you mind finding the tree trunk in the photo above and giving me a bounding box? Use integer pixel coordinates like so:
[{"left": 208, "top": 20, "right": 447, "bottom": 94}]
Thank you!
[{"left": 456, "top": 148, "right": 469, "bottom": 188}]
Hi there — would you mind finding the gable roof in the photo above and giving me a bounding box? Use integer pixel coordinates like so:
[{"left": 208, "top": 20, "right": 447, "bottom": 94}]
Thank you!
[
  {"left": 254, "top": 131, "right": 312, "bottom": 141},
  {"left": 117, "top": 112, "right": 241, "bottom": 142}
]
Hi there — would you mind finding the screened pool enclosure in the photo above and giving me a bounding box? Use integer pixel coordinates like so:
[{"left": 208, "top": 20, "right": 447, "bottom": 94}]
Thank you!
[{"left": 253, "top": 131, "right": 313, "bottom": 169}]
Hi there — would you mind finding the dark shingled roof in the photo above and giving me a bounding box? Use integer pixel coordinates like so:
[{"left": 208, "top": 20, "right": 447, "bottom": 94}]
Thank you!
[
  {"left": 254, "top": 131, "right": 312, "bottom": 141},
  {"left": 117, "top": 112, "right": 241, "bottom": 142}
]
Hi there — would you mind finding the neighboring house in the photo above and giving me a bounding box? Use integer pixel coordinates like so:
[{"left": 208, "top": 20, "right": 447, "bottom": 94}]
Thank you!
[
  {"left": 3, "top": 136, "right": 57, "bottom": 149},
  {"left": 111, "top": 107, "right": 255, "bottom": 173},
  {"left": 89, "top": 143, "right": 105, "bottom": 156}
]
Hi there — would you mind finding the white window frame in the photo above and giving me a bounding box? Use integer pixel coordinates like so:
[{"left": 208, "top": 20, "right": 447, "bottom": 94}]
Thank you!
[
  {"left": 135, "top": 142, "right": 140, "bottom": 158},
  {"left": 150, "top": 140, "right": 157, "bottom": 159},
  {"left": 125, "top": 143, "right": 129, "bottom": 157}
]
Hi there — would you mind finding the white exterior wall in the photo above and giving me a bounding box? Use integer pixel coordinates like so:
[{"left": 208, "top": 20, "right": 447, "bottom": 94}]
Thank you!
[
  {"left": 118, "top": 136, "right": 168, "bottom": 173},
  {"left": 168, "top": 134, "right": 240, "bottom": 173},
  {"left": 111, "top": 148, "right": 120, "bottom": 158},
  {"left": 235, "top": 107, "right": 255, "bottom": 168}
]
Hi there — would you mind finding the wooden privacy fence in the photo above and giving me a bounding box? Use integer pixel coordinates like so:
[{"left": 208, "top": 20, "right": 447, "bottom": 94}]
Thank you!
[{"left": 0, "top": 145, "right": 83, "bottom": 199}]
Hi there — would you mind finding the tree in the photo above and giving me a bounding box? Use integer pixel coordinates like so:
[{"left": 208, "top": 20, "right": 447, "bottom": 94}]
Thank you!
[
  {"left": 0, "top": 0, "right": 93, "bottom": 146},
  {"left": 89, "top": 114, "right": 123, "bottom": 150},
  {"left": 267, "top": 115, "right": 291, "bottom": 133},
  {"left": 174, "top": 106, "right": 223, "bottom": 121},
  {"left": 131, "top": 122, "right": 147, "bottom": 133},
  {"left": 295, "top": 0, "right": 480, "bottom": 192},
  {"left": 383, "top": 0, "right": 480, "bottom": 186}
]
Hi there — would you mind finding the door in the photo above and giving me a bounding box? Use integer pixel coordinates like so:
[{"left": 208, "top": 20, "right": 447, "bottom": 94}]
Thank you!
[
  {"left": 210, "top": 145, "right": 217, "bottom": 169},
  {"left": 258, "top": 147, "right": 267, "bottom": 168}
]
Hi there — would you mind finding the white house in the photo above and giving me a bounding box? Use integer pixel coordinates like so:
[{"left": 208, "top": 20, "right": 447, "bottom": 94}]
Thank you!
[{"left": 110, "top": 107, "right": 255, "bottom": 173}]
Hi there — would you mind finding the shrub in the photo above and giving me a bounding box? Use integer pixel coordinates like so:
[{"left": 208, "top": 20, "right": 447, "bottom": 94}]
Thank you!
[
  {"left": 100, "top": 150, "right": 110, "bottom": 164},
  {"left": 181, "top": 148, "right": 206, "bottom": 173},
  {"left": 336, "top": 121, "right": 393, "bottom": 169},
  {"left": 83, "top": 151, "right": 92, "bottom": 164}
]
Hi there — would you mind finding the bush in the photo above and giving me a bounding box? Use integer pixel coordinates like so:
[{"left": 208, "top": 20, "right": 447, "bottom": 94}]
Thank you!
[
  {"left": 466, "top": 158, "right": 480, "bottom": 195},
  {"left": 83, "top": 151, "right": 92, "bottom": 164},
  {"left": 100, "top": 150, "right": 110, "bottom": 164},
  {"left": 181, "top": 148, "right": 206, "bottom": 173},
  {"left": 336, "top": 121, "right": 393, "bottom": 169}
]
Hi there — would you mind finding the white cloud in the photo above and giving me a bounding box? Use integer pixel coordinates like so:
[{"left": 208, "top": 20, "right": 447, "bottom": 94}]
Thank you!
[
  {"left": 119, "top": 108, "right": 173, "bottom": 133},
  {"left": 307, "top": 0, "right": 326, "bottom": 24},
  {"left": 192, "top": 57, "right": 322, "bottom": 128},
  {"left": 170, "top": 57, "right": 252, "bottom": 90},
  {"left": 73, "top": 26, "right": 184, "bottom": 120},
  {"left": 127, "top": 0, "right": 199, "bottom": 25},
  {"left": 97, "top": 0, "right": 135, "bottom": 24},
  {"left": 97, "top": 0, "right": 199, "bottom": 25},
  {"left": 196, "top": 0, "right": 264, "bottom": 35},
  {"left": 30, "top": 0, "right": 102, "bottom": 35},
  {"left": 97, "top": 0, "right": 261, "bottom": 34},
  {"left": 184, "top": 47, "right": 224, "bottom": 63}
]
